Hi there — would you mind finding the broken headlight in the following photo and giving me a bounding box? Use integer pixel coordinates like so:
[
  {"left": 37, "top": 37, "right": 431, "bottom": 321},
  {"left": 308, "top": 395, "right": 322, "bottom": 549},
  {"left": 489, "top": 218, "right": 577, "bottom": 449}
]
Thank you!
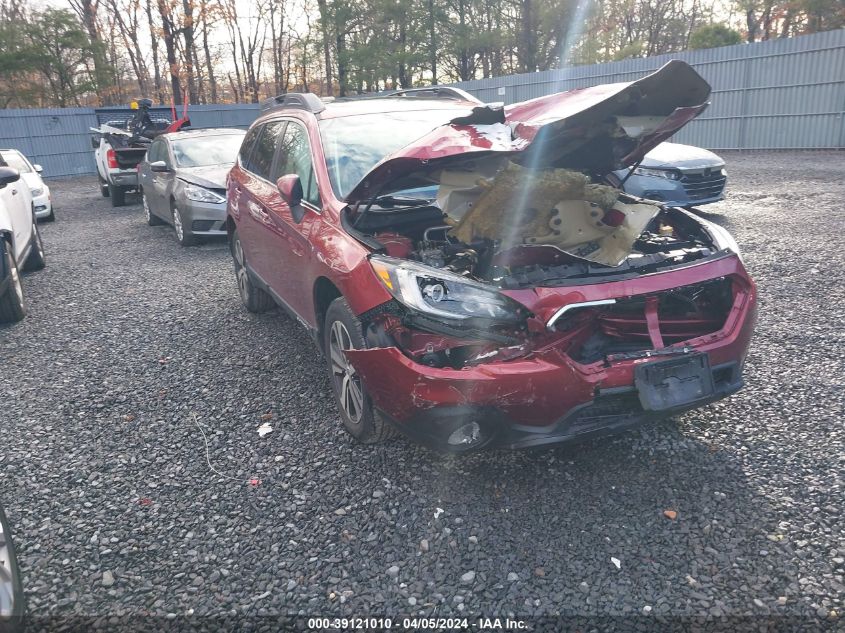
[{"left": 369, "top": 255, "right": 525, "bottom": 324}]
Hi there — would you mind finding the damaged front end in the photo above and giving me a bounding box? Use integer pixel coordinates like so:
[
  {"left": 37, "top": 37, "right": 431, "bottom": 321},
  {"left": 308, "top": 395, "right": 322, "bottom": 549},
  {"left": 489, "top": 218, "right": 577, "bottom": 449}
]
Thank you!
[{"left": 340, "top": 61, "right": 757, "bottom": 452}]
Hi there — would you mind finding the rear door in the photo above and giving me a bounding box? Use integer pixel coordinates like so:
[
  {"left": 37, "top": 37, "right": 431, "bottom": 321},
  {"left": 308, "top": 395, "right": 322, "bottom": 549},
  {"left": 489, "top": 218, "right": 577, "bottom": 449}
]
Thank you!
[
  {"left": 150, "top": 139, "right": 176, "bottom": 218},
  {"left": 0, "top": 155, "right": 32, "bottom": 260},
  {"left": 234, "top": 119, "right": 287, "bottom": 287},
  {"left": 263, "top": 120, "right": 322, "bottom": 318}
]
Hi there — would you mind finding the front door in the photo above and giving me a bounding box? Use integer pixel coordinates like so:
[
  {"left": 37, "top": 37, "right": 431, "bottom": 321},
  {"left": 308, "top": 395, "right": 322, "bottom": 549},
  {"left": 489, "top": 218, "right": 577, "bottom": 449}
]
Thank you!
[
  {"left": 262, "top": 120, "right": 322, "bottom": 319},
  {"left": 0, "top": 156, "right": 31, "bottom": 260}
]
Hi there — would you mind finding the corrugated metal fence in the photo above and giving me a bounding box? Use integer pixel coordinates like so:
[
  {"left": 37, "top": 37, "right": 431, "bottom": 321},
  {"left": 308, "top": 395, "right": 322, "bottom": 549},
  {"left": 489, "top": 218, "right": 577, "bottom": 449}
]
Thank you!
[
  {"left": 449, "top": 29, "right": 845, "bottom": 150},
  {"left": 0, "top": 30, "right": 842, "bottom": 178},
  {"left": 0, "top": 104, "right": 259, "bottom": 178}
]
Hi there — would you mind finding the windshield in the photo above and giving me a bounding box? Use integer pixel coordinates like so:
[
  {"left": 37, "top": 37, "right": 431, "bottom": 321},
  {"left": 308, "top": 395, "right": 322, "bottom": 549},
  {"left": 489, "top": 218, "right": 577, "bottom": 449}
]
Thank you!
[
  {"left": 1, "top": 151, "right": 32, "bottom": 173},
  {"left": 319, "top": 109, "right": 469, "bottom": 199},
  {"left": 171, "top": 133, "right": 245, "bottom": 168}
]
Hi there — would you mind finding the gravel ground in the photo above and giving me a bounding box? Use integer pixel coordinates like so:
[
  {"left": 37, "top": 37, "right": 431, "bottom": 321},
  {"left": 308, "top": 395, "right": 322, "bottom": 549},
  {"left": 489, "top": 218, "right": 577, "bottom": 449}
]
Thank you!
[{"left": 1, "top": 152, "right": 843, "bottom": 632}]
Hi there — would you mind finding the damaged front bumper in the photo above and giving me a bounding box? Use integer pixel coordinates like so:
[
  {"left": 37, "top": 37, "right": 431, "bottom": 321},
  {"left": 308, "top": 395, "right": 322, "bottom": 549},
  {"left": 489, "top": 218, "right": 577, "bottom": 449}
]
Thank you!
[{"left": 345, "top": 254, "right": 757, "bottom": 452}]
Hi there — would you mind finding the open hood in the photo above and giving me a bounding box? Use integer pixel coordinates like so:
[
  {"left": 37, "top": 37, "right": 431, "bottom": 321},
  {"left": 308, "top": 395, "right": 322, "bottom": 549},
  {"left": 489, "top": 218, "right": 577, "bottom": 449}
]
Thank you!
[{"left": 344, "top": 60, "right": 710, "bottom": 203}]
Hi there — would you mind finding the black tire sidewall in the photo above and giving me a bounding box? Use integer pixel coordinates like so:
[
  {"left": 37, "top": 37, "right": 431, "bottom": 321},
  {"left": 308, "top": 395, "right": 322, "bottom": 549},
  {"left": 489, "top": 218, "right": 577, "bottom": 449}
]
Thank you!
[
  {"left": 231, "top": 230, "right": 272, "bottom": 313},
  {"left": 0, "top": 242, "right": 25, "bottom": 323}
]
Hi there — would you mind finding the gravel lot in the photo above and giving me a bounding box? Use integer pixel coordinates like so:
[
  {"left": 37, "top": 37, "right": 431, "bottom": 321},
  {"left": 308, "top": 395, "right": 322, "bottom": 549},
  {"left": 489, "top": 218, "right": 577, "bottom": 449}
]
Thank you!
[{"left": 1, "top": 152, "right": 843, "bottom": 631}]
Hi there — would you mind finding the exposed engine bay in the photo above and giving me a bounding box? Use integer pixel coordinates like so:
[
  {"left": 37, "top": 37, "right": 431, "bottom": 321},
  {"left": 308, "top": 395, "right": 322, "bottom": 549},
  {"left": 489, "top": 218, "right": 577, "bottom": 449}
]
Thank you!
[
  {"left": 348, "top": 159, "right": 737, "bottom": 371},
  {"left": 355, "top": 161, "right": 719, "bottom": 289}
]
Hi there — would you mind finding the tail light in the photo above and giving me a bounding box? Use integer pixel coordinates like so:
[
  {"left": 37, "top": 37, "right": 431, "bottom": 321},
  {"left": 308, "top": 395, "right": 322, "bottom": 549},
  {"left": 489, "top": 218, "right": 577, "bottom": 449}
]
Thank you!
[{"left": 106, "top": 148, "right": 118, "bottom": 169}]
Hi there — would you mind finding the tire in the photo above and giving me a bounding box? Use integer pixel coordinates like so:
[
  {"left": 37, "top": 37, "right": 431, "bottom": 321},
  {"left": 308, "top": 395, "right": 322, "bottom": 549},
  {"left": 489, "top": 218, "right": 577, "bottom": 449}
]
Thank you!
[
  {"left": 0, "top": 243, "right": 25, "bottom": 323},
  {"left": 171, "top": 201, "right": 196, "bottom": 246},
  {"left": 108, "top": 183, "right": 126, "bottom": 207},
  {"left": 231, "top": 230, "right": 273, "bottom": 313},
  {"left": 22, "top": 221, "right": 45, "bottom": 272},
  {"left": 0, "top": 503, "right": 26, "bottom": 633},
  {"left": 98, "top": 174, "right": 110, "bottom": 197},
  {"left": 142, "top": 192, "right": 163, "bottom": 226},
  {"left": 324, "top": 296, "right": 396, "bottom": 444}
]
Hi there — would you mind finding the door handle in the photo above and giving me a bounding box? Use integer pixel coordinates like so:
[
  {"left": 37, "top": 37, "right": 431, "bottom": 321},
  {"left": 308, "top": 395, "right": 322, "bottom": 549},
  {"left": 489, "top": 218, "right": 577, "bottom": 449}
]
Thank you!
[{"left": 247, "top": 201, "right": 270, "bottom": 223}]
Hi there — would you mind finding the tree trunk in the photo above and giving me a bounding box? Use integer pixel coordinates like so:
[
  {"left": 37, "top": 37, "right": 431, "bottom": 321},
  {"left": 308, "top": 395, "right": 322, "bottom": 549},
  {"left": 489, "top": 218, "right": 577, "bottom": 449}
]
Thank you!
[
  {"left": 316, "top": 0, "right": 333, "bottom": 95},
  {"left": 145, "top": 0, "right": 165, "bottom": 103},
  {"left": 428, "top": 0, "right": 436, "bottom": 83},
  {"left": 200, "top": 2, "right": 217, "bottom": 102},
  {"left": 157, "top": 0, "right": 182, "bottom": 104},
  {"left": 181, "top": 0, "right": 197, "bottom": 102}
]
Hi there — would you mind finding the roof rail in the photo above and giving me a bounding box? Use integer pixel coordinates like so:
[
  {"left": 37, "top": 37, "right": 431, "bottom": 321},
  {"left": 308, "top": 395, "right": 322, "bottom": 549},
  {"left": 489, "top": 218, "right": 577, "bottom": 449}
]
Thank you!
[
  {"left": 260, "top": 92, "right": 326, "bottom": 114},
  {"left": 386, "top": 86, "right": 483, "bottom": 104}
]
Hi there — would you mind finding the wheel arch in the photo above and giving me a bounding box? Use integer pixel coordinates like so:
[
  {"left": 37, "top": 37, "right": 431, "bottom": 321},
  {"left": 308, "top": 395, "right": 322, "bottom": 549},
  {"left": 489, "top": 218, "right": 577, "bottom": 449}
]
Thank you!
[{"left": 313, "top": 276, "right": 342, "bottom": 352}]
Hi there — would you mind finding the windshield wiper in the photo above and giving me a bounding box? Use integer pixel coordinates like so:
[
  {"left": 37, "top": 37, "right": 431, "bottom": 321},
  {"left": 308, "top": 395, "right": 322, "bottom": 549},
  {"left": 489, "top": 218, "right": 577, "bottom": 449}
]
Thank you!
[{"left": 371, "top": 195, "right": 433, "bottom": 208}]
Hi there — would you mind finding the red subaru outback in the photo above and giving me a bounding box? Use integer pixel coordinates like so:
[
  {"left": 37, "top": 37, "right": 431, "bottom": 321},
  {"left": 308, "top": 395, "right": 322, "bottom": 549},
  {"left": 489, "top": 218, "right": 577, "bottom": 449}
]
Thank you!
[{"left": 226, "top": 61, "right": 757, "bottom": 453}]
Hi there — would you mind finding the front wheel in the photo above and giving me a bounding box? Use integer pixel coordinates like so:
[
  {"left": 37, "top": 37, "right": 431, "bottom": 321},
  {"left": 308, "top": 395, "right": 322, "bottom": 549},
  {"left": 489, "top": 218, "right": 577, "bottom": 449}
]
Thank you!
[
  {"left": 171, "top": 202, "right": 196, "bottom": 246},
  {"left": 0, "top": 242, "right": 25, "bottom": 323},
  {"left": 324, "top": 297, "right": 395, "bottom": 444}
]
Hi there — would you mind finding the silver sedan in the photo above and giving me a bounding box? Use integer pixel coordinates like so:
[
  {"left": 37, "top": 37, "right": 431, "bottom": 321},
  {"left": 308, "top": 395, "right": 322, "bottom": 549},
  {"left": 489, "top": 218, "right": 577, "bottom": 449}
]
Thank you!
[{"left": 138, "top": 128, "right": 245, "bottom": 246}]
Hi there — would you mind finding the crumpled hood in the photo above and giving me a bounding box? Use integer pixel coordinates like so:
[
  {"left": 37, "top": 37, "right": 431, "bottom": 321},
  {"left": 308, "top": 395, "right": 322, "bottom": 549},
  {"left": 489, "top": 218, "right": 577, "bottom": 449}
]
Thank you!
[
  {"left": 176, "top": 164, "right": 231, "bottom": 189},
  {"left": 345, "top": 60, "right": 711, "bottom": 203},
  {"left": 640, "top": 142, "right": 724, "bottom": 170}
]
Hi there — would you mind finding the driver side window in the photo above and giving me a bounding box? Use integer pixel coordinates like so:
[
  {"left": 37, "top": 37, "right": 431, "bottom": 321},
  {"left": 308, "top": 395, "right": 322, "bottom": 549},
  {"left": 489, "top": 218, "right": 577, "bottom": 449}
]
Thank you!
[{"left": 272, "top": 122, "right": 320, "bottom": 207}]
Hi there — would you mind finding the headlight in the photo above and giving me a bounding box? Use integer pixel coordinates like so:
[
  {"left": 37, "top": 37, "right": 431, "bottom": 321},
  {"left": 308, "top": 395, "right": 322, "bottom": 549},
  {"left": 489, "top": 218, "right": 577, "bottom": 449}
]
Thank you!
[
  {"left": 369, "top": 255, "right": 526, "bottom": 324},
  {"left": 701, "top": 219, "right": 743, "bottom": 262},
  {"left": 182, "top": 182, "right": 225, "bottom": 204},
  {"left": 30, "top": 187, "right": 44, "bottom": 197},
  {"left": 634, "top": 167, "right": 680, "bottom": 180}
]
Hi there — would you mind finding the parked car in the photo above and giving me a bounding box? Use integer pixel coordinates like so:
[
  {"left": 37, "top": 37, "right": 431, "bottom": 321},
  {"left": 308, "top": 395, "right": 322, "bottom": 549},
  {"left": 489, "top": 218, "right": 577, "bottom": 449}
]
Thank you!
[
  {"left": 614, "top": 142, "right": 727, "bottom": 207},
  {"left": 0, "top": 503, "right": 24, "bottom": 633},
  {"left": 0, "top": 150, "right": 53, "bottom": 222},
  {"left": 138, "top": 128, "right": 246, "bottom": 246},
  {"left": 0, "top": 157, "right": 46, "bottom": 323},
  {"left": 226, "top": 61, "right": 757, "bottom": 453},
  {"left": 90, "top": 99, "right": 189, "bottom": 207}
]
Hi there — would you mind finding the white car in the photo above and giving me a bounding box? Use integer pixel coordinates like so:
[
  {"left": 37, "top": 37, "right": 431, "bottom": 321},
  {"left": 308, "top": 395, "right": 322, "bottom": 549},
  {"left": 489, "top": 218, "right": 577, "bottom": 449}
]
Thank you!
[
  {"left": 0, "top": 149, "right": 53, "bottom": 221},
  {"left": 0, "top": 155, "right": 46, "bottom": 323}
]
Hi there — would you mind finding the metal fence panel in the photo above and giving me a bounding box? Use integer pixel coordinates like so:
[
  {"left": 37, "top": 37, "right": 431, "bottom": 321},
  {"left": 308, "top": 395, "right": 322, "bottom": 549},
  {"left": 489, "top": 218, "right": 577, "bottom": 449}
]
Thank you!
[
  {"left": 449, "top": 29, "right": 845, "bottom": 150},
  {"left": 0, "top": 108, "right": 98, "bottom": 178}
]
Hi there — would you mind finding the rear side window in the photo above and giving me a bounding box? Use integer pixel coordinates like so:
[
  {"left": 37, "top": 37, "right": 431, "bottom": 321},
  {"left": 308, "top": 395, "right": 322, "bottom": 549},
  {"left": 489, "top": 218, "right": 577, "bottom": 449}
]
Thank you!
[
  {"left": 273, "top": 122, "right": 320, "bottom": 206},
  {"left": 245, "top": 121, "right": 285, "bottom": 180},
  {"left": 238, "top": 125, "right": 261, "bottom": 167}
]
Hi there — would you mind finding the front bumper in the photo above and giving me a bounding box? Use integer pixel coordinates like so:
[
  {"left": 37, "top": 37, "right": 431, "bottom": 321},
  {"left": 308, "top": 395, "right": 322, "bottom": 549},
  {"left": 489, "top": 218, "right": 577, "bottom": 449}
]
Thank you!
[
  {"left": 346, "top": 255, "right": 757, "bottom": 451},
  {"left": 180, "top": 199, "right": 227, "bottom": 235},
  {"left": 32, "top": 191, "right": 52, "bottom": 218}
]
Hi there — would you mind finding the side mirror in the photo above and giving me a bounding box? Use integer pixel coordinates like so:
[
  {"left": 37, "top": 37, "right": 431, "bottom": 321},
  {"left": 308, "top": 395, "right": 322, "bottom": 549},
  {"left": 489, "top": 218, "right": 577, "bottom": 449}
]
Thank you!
[
  {"left": 0, "top": 166, "right": 20, "bottom": 189},
  {"left": 276, "top": 174, "right": 303, "bottom": 207},
  {"left": 90, "top": 136, "right": 100, "bottom": 149},
  {"left": 150, "top": 160, "right": 170, "bottom": 173},
  {"left": 34, "top": 164, "right": 43, "bottom": 174}
]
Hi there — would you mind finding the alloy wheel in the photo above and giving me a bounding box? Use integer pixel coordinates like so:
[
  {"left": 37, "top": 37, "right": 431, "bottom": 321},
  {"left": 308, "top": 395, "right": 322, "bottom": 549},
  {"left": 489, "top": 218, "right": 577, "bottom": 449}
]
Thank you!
[
  {"left": 173, "top": 206, "right": 184, "bottom": 242},
  {"left": 233, "top": 238, "right": 250, "bottom": 302},
  {"left": 329, "top": 320, "right": 364, "bottom": 424}
]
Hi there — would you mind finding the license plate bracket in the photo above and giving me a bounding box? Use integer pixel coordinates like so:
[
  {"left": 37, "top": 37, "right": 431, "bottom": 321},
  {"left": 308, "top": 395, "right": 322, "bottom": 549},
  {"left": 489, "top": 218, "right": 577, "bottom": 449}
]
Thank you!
[{"left": 635, "top": 353, "right": 715, "bottom": 411}]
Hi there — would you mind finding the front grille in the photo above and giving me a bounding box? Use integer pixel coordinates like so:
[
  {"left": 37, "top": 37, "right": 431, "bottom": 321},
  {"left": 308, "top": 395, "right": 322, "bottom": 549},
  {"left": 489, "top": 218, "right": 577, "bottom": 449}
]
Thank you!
[
  {"left": 680, "top": 170, "right": 726, "bottom": 200},
  {"left": 191, "top": 220, "right": 216, "bottom": 231}
]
